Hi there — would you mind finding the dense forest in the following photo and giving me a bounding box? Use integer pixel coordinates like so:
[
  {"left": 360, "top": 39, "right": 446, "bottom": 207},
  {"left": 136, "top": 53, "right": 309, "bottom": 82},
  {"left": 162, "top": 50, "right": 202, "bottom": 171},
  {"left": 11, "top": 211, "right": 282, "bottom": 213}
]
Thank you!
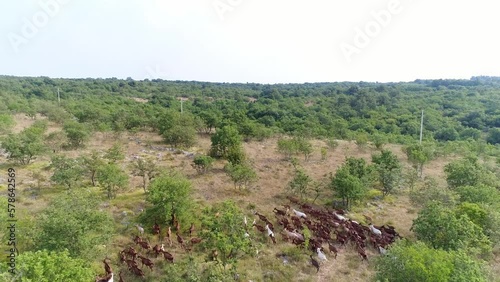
[{"left": 0, "top": 75, "right": 499, "bottom": 281}]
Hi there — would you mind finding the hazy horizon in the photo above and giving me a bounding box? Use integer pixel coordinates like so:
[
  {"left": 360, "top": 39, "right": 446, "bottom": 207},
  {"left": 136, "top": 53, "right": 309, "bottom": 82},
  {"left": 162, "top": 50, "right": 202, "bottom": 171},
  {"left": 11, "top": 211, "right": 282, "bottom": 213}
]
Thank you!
[{"left": 1, "top": 0, "right": 499, "bottom": 84}]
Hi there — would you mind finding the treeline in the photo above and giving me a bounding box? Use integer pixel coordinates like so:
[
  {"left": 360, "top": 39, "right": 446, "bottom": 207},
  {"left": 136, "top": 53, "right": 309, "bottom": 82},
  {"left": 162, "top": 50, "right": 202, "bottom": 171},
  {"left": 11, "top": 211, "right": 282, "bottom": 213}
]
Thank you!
[{"left": 1, "top": 75, "right": 500, "bottom": 148}]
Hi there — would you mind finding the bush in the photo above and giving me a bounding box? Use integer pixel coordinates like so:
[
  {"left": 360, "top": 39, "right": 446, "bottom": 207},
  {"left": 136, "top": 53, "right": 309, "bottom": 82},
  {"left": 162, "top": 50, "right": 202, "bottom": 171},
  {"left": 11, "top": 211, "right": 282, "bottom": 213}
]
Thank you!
[{"left": 375, "top": 240, "right": 487, "bottom": 282}]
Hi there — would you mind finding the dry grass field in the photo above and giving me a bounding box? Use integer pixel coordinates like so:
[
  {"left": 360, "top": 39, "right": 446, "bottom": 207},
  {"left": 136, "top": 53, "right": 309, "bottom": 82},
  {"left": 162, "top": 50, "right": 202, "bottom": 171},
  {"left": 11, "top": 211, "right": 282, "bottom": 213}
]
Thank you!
[{"left": 4, "top": 113, "right": 495, "bottom": 282}]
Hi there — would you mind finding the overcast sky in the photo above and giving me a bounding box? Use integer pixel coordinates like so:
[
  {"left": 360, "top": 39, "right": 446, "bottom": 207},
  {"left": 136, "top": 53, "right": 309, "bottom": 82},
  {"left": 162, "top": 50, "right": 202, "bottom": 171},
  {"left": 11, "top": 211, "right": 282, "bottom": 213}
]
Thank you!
[{"left": 1, "top": 0, "right": 499, "bottom": 83}]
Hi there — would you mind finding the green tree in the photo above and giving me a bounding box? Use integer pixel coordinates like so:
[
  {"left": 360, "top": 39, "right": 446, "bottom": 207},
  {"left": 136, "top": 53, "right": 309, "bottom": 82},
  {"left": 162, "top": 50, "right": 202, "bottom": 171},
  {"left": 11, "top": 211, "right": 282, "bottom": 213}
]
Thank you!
[
  {"left": 15, "top": 249, "right": 94, "bottom": 282},
  {"left": 375, "top": 240, "right": 487, "bottom": 282},
  {"left": 130, "top": 156, "right": 159, "bottom": 191},
  {"left": 404, "top": 143, "right": 433, "bottom": 178},
  {"left": 372, "top": 149, "right": 402, "bottom": 196},
  {"left": 199, "top": 201, "right": 251, "bottom": 268},
  {"left": 411, "top": 202, "right": 491, "bottom": 256},
  {"left": 320, "top": 147, "right": 328, "bottom": 161},
  {"left": 96, "top": 163, "right": 129, "bottom": 199},
  {"left": 104, "top": 143, "right": 125, "bottom": 163},
  {"left": 50, "top": 155, "right": 85, "bottom": 189},
  {"left": 0, "top": 114, "right": 14, "bottom": 134},
  {"left": 409, "top": 177, "right": 458, "bottom": 208},
  {"left": 455, "top": 184, "right": 500, "bottom": 205},
  {"left": 192, "top": 155, "right": 215, "bottom": 174},
  {"left": 44, "top": 130, "right": 68, "bottom": 153},
  {"left": 162, "top": 124, "right": 197, "bottom": 148},
  {"left": 63, "top": 120, "right": 90, "bottom": 148},
  {"left": 209, "top": 126, "right": 242, "bottom": 160},
  {"left": 444, "top": 157, "right": 497, "bottom": 189},
  {"left": 329, "top": 165, "right": 365, "bottom": 209},
  {"left": 35, "top": 190, "right": 113, "bottom": 259},
  {"left": 141, "top": 172, "right": 193, "bottom": 227},
  {"left": 455, "top": 202, "right": 488, "bottom": 230},
  {"left": 224, "top": 162, "right": 257, "bottom": 189},
  {"left": 81, "top": 150, "right": 105, "bottom": 186},
  {"left": 486, "top": 128, "right": 500, "bottom": 144},
  {"left": 1, "top": 122, "right": 47, "bottom": 164},
  {"left": 287, "top": 168, "right": 311, "bottom": 199},
  {"left": 297, "top": 138, "right": 313, "bottom": 161},
  {"left": 277, "top": 138, "right": 299, "bottom": 160},
  {"left": 371, "top": 133, "right": 387, "bottom": 150}
]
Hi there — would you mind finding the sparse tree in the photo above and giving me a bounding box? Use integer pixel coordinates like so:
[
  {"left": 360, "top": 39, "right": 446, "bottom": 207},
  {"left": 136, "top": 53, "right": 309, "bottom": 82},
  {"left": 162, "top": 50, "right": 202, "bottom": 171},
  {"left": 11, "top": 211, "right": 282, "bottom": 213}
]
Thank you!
[
  {"left": 1, "top": 121, "right": 47, "bottom": 164},
  {"left": 141, "top": 172, "right": 193, "bottom": 227},
  {"left": 192, "top": 155, "right": 215, "bottom": 174},
  {"left": 404, "top": 144, "right": 433, "bottom": 178},
  {"left": 35, "top": 190, "right": 113, "bottom": 259},
  {"left": 411, "top": 202, "right": 491, "bottom": 256},
  {"left": 50, "top": 155, "right": 85, "bottom": 189},
  {"left": 63, "top": 120, "right": 90, "bottom": 148},
  {"left": 199, "top": 201, "right": 251, "bottom": 269},
  {"left": 372, "top": 150, "right": 402, "bottom": 196},
  {"left": 44, "top": 131, "right": 67, "bottom": 153},
  {"left": 287, "top": 169, "right": 311, "bottom": 199},
  {"left": 224, "top": 162, "right": 257, "bottom": 189},
  {"left": 96, "top": 163, "right": 129, "bottom": 199},
  {"left": 131, "top": 156, "right": 159, "bottom": 191},
  {"left": 81, "top": 150, "right": 105, "bottom": 186},
  {"left": 15, "top": 250, "right": 94, "bottom": 282},
  {"left": 104, "top": 143, "right": 125, "bottom": 164},
  {"left": 209, "top": 125, "right": 242, "bottom": 160},
  {"left": 330, "top": 165, "right": 365, "bottom": 209}
]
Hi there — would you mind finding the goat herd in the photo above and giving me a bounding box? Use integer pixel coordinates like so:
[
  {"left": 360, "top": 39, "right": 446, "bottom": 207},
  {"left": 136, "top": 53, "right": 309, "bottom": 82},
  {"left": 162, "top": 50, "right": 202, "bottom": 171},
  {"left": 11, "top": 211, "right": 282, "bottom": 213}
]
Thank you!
[{"left": 95, "top": 196, "right": 400, "bottom": 281}]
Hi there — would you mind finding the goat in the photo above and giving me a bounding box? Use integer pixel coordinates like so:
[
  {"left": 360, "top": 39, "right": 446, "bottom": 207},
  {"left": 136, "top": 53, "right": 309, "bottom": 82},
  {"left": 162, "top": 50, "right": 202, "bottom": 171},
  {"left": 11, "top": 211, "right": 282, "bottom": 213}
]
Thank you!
[
  {"left": 253, "top": 222, "right": 265, "bottom": 233},
  {"left": 282, "top": 229, "right": 304, "bottom": 241},
  {"left": 190, "top": 237, "right": 202, "bottom": 245},
  {"left": 95, "top": 273, "right": 113, "bottom": 282},
  {"left": 265, "top": 224, "right": 276, "bottom": 244},
  {"left": 333, "top": 212, "right": 346, "bottom": 221},
  {"left": 119, "top": 251, "right": 126, "bottom": 264},
  {"left": 133, "top": 235, "right": 142, "bottom": 244},
  {"left": 357, "top": 245, "right": 368, "bottom": 261},
  {"left": 210, "top": 249, "right": 218, "bottom": 261},
  {"left": 135, "top": 224, "right": 144, "bottom": 235},
  {"left": 138, "top": 241, "right": 151, "bottom": 251},
  {"left": 125, "top": 259, "right": 138, "bottom": 270},
  {"left": 165, "top": 226, "right": 173, "bottom": 246},
  {"left": 103, "top": 258, "right": 112, "bottom": 275},
  {"left": 189, "top": 223, "right": 195, "bottom": 236},
  {"left": 369, "top": 224, "right": 382, "bottom": 236},
  {"left": 174, "top": 219, "right": 181, "bottom": 233},
  {"left": 316, "top": 247, "right": 327, "bottom": 261},
  {"left": 125, "top": 247, "right": 137, "bottom": 260},
  {"left": 328, "top": 242, "right": 338, "bottom": 259},
  {"left": 118, "top": 271, "right": 124, "bottom": 282},
  {"left": 152, "top": 221, "right": 160, "bottom": 235},
  {"left": 310, "top": 255, "right": 320, "bottom": 273},
  {"left": 152, "top": 244, "right": 163, "bottom": 257},
  {"left": 137, "top": 255, "right": 154, "bottom": 270},
  {"left": 161, "top": 250, "right": 174, "bottom": 263},
  {"left": 129, "top": 265, "right": 145, "bottom": 278},
  {"left": 273, "top": 207, "right": 287, "bottom": 216},
  {"left": 254, "top": 211, "right": 268, "bottom": 222},
  {"left": 176, "top": 233, "right": 185, "bottom": 248},
  {"left": 292, "top": 209, "right": 307, "bottom": 218}
]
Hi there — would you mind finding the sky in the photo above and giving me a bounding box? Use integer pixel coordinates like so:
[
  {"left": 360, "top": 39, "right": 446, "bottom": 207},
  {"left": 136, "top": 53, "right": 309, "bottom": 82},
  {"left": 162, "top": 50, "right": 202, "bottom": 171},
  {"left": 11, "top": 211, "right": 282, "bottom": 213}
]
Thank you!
[{"left": 0, "top": 0, "right": 499, "bottom": 84}]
